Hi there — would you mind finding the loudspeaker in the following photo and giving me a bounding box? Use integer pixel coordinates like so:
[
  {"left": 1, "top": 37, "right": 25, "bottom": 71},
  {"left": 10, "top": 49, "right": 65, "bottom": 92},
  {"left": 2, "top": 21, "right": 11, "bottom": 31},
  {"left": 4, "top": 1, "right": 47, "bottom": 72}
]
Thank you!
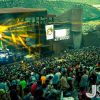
[{"left": 71, "top": 8, "right": 83, "bottom": 32}]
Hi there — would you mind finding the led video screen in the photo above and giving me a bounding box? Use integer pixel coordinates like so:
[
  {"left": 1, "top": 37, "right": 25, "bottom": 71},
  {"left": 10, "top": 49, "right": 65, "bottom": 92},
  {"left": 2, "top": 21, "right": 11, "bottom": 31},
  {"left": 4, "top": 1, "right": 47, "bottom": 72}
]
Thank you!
[
  {"left": 45, "top": 25, "right": 54, "bottom": 40},
  {"left": 54, "top": 29, "right": 70, "bottom": 41}
]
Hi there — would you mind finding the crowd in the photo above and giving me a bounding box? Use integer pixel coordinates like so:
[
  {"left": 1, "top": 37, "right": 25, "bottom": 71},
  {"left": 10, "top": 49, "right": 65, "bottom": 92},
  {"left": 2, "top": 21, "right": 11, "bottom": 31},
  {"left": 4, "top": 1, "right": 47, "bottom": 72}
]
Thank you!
[{"left": 0, "top": 46, "right": 100, "bottom": 100}]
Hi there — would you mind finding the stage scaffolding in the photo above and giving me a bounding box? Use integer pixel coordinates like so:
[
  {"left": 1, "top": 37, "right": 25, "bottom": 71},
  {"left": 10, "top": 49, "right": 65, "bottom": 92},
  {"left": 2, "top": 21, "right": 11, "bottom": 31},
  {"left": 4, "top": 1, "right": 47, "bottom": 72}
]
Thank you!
[{"left": 0, "top": 8, "right": 48, "bottom": 56}]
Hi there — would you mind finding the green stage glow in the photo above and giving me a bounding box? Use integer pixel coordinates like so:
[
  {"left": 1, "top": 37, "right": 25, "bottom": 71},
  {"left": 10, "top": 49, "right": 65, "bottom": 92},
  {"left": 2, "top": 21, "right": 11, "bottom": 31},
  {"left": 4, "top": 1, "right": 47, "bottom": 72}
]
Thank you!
[{"left": 0, "top": 39, "right": 3, "bottom": 49}]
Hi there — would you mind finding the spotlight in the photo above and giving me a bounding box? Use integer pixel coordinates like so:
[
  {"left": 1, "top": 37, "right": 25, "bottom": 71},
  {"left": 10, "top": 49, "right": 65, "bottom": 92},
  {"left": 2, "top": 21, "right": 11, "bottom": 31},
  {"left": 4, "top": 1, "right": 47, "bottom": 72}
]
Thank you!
[{"left": 0, "top": 34, "right": 2, "bottom": 39}]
